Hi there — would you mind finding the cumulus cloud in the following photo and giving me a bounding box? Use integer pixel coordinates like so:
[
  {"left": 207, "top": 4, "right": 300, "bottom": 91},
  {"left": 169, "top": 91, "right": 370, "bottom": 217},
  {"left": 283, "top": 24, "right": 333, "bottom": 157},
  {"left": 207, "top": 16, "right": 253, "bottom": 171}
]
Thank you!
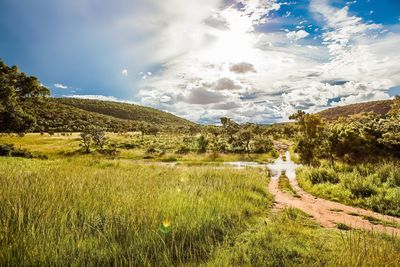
[
  {"left": 121, "top": 69, "right": 128, "bottom": 76},
  {"left": 229, "top": 62, "right": 256, "bottom": 73},
  {"left": 286, "top": 30, "right": 309, "bottom": 40},
  {"left": 184, "top": 87, "right": 226, "bottom": 104},
  {"left": 210, "top": 78, "right": 242, "bottom": 90},
  {"left": 134, "top": 0, "right": 400, "bottom": 124}
]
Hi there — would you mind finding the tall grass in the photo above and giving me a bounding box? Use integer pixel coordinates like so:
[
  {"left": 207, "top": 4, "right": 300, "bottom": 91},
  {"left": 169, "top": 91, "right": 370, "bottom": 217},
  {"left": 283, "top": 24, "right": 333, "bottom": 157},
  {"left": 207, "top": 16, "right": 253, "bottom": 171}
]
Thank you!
[
  {"left": 297, "top": 161, "right": 400, "bottom": 216},
  {"left": 205, "top": 208, "right": 400, "bottom": 266},
  {"left": 0, "top": 158, "right": 271, "bottom": 266}
]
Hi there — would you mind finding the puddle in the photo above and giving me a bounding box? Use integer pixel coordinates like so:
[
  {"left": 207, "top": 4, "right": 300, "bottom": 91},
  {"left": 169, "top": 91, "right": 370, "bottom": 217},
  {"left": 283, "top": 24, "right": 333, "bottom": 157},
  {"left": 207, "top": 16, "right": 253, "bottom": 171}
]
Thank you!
[{"left": 267, "top": 151, "right": 299, "bottom": 180}]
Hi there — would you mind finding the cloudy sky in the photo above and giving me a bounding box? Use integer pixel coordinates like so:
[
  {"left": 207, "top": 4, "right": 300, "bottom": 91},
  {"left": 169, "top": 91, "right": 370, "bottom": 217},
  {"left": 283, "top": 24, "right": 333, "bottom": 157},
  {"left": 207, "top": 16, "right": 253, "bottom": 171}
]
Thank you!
[{"left": 1, "top": 0, "right": 400, "bottom": 123}]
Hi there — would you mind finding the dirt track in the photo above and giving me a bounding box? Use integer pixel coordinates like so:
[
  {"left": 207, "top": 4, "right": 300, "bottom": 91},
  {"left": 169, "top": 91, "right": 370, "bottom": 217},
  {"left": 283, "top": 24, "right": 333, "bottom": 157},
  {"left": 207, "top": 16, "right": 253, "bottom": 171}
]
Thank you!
[{"left": 267, "top": 152, "right": 400, "bottom": 237}]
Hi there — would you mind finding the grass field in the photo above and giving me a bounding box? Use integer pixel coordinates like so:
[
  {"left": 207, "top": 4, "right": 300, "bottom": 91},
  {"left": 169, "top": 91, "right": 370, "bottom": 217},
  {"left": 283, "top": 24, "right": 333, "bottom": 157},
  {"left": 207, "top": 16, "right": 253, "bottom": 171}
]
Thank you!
[
  {"left": 1, "top": 156, "right": 400, "bottom": 266},
  {"left": 0, "top": 157, "right": 271, "bottom": 266},
  {"left": 0, "top": 133, "right": 277, "bottom": 163},
  {"left": 1, "top": 135, "right": 400, "bottom": 265}
]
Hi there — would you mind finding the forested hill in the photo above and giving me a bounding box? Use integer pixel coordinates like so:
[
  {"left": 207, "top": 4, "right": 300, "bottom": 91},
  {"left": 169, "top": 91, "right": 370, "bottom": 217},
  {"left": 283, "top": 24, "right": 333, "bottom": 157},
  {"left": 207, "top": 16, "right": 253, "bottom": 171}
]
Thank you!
[
  {"left": 318, "top": 99, "right": 393, "bottom": 121},
  {"left": 26, "top": 98, "right": 197, "bottom": 133}
]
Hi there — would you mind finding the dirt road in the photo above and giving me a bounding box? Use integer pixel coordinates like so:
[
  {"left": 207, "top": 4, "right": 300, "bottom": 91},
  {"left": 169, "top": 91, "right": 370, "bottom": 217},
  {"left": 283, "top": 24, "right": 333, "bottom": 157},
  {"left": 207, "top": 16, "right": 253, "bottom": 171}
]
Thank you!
[{"left": 267, "top": 152, "right": 400, "bottom": 236}]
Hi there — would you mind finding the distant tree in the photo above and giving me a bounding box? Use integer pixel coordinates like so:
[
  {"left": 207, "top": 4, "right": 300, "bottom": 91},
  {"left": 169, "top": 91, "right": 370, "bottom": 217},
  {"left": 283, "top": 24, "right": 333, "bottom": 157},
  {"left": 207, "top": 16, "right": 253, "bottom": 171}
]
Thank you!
[
  {"left": 0, "top": 60, "right": 49, "bottom": 133},
  {"left": 91, "top": 128, "right": 107, "bottom": 149},
  {"left": 147, "top": 126, "right": 160, "bottom": 136},
  {"left": 196, "top": 134, "right": 208, "bottom": 153},
  {"left": 80, "top": 131, "right": 93, "bottom": 153},
  {"left": 220, "top": 117, "right": 239, "bottom": 143},
  {"left": 204, "top": 125, "right": 224, "bottom": 153},
  {"left": 137, "top": 122, "right": 150, "bottom": 138}
]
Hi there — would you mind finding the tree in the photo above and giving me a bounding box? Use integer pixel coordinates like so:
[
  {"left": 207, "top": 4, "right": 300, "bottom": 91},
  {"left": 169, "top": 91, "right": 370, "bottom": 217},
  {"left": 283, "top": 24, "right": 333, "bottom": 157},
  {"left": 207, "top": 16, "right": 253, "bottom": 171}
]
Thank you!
[
  {"left": 0, "top": 60, "right": 49, "bottom": 133},
  {"left": 80, "top": 131, "right": 93, "bottom": 153},
  {"left": 196, "top": 134, "right": 208, "bottom": 153},
  {"left": 0, "top": 60, "right": 50, "bottom": 133},
  {"left": 289, "top": 111, "right": 325, "bottom": 166},
  {"left": 91, "top": 128, "right": 107, "bottom": 149},
  {"left": 220, "top": 117, "right": 239, "bottom": 143}
]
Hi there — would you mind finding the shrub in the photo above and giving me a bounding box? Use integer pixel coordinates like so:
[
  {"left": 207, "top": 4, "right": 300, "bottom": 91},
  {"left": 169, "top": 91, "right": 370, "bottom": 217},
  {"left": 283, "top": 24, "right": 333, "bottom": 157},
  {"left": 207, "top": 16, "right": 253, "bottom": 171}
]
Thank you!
[
  {"left": 343, "top": 173, "right": 377, "bottom": 198},
  {"left": 306, "top": 168, "right": 339, "bottom": 184},
  {"left": 0, "top": 143, "right": 47, "bottom": 159},
  {"left": 196, "top": 135, "right": 208, "bottom": 153}
]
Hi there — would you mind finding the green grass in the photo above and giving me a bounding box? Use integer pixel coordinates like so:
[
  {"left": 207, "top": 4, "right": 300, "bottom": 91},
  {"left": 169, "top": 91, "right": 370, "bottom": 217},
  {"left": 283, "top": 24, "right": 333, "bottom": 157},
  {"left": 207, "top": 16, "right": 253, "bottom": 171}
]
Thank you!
[
  {"left": 337, "top": 223, "right": 352, "bottom": 231},
  {"left": 0, "top": 157, "right": 272, "bottom": 266},
  {"left": 206, "top": 208, "right": 400, "bottom": 266},
  {"left": 362, "top": 215, "right": 400, "bottom": 229},
  {"left": 1, "top": 156, "right": 400, "bottom": 265},
  {"left": 297, "top": 162, "right": 400, "bottom": 217},
  {"left": 0, "top": 133, "right": 276, "bottom": 163},
  {"left": 278, "top": 172, "right": 300, "bottom": 198}
]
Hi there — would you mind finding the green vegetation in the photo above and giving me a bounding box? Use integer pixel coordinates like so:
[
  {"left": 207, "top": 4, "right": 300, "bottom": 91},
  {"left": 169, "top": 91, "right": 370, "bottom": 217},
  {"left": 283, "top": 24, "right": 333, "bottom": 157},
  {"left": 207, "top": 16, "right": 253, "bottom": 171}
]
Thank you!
[
  {"left": 207, "top": 208, "right": 400, "bottom": 266},
  {"left": 28, "top": 98, "right": 198, "bottom": 133},
  {"left": 362, "top": 215, "right": 400, "bottom": 229},
  {"left": 290, "top": 96, "right": 400, "bottom": 166},
  {"left": 297, "top": 162, "right": 400, "bottom": 216},
  {"left": 0, "top": 133, "right": 277, "bottom": 163},
  {"left": 336, "top": 223, "right": 352, "bottom": 231},
  {"left": 0, "top": 59, "right": 49, "bottom": 133},
  {"left": 0, "top": 157, "right": 271, "bottom": 266},
  {"left": 1, "top": 158, "right": 400, "bottom": 266}
]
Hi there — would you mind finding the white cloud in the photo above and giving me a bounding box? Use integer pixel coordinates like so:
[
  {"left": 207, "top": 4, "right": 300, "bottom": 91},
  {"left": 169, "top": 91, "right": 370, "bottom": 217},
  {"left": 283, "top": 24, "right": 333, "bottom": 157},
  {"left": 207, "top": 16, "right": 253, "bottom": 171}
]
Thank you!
[
  {"left": 286, "top": 30, "right": 309, "bottom": 40},
  {"left": 133, "top": 0, "right": 400, "bottom": 123},
  {"left": 121, "top": 69, "right": 128, "bottom": 76},
  {"left": 54, "top": 83, "right": 68, "bottom": 89}
]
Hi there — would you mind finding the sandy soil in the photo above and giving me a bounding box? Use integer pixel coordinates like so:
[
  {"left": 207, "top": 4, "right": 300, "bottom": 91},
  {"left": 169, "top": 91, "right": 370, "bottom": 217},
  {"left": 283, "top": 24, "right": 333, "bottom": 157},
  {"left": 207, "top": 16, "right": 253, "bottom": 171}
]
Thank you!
[{"left": 267, "top": 152, "right": 400, "bottom": 237}]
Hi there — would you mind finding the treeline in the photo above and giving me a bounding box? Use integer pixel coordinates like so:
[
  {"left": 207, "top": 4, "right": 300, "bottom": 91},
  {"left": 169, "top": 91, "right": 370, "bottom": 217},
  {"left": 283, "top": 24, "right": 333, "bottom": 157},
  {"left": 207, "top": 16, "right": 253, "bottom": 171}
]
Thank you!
[
  {"left": 168, "top": 117, "right": 276, "bottom": 155},
  {"left": 291, "top": 96, "right": 400, "bottom": 165}
]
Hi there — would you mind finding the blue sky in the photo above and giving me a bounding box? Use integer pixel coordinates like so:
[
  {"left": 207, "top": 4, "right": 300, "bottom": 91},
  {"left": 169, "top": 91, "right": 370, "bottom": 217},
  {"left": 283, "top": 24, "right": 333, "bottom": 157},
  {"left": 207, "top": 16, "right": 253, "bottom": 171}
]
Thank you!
[{"left": 1, "top": 0, "right": 399, "bottom": 123}]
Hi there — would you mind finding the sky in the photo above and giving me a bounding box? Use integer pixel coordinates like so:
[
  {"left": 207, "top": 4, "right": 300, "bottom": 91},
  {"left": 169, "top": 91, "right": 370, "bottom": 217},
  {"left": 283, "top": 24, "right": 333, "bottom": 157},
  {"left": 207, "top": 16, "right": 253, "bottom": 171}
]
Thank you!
[{"left": 1, "top": 0, "right": 400, "bottom": 124}]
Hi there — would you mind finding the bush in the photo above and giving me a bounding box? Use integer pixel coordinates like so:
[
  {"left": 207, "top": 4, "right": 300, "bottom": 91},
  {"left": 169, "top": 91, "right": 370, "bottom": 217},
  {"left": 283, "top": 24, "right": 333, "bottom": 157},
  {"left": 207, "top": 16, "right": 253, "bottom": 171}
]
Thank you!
[
  {"left": 342, "top": 173, "right": 377, "bottom": 198},
  {"left": 306, "top": 168, "right": 339, "bottom": 184},
  {"left": 0, "top": 143, "right": 47, "bottom": 159},
  {"left": 196, "top": 135, "right": 208, "bottom": 153}
]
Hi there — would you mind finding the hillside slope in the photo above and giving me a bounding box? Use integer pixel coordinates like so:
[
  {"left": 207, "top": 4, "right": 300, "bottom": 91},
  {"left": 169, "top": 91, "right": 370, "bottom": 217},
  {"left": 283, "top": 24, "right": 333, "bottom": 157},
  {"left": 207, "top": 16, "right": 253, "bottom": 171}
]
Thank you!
[
  {"left": 318, "top": 100, "right": 393, "bottom": 120},
  {"left": 26, "top": 98, "right": 197, "bottom": 132}
]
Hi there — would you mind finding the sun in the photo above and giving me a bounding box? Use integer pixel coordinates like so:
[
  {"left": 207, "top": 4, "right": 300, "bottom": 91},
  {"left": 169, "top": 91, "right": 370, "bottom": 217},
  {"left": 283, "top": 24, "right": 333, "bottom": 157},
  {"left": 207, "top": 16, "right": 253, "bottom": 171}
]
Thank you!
[{"left": 198, "top": 8, "right": 260, "bottom": 65}]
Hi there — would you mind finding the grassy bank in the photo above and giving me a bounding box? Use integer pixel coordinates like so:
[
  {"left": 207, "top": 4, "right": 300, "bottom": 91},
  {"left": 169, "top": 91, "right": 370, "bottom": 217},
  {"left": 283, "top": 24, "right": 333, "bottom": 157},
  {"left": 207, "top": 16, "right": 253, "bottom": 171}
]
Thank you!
[{"left": 297, "top": 162, "right": 400, "bottom": 217}]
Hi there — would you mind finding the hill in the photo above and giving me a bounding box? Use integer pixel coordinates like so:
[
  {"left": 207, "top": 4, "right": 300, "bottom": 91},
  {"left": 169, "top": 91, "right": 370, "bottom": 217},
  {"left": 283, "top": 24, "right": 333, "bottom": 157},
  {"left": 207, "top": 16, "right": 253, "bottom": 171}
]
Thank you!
[
  {"left": 26, "top": 98, "right": 197, "bottom": 133},
  {"left": 318, "top": 100, "right": 393, "bottom": 121}
]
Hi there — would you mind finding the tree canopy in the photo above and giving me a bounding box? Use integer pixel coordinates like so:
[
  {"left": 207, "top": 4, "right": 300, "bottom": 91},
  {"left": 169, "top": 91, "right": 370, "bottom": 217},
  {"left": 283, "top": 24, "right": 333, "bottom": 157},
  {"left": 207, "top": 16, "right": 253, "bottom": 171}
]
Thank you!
[{"left": 0, "top": 60, "right": 49, "bottom": 133}]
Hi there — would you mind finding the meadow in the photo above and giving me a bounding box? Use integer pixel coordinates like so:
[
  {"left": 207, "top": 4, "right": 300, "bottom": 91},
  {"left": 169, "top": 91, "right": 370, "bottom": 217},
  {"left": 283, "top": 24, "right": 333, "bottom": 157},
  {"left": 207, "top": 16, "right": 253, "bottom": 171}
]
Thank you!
[
  {"left": 0, "top": 133, "right": 278, "bottom": 163},
  {"left": 1, "top": 134, "right": 400, "bottom": 266}
]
